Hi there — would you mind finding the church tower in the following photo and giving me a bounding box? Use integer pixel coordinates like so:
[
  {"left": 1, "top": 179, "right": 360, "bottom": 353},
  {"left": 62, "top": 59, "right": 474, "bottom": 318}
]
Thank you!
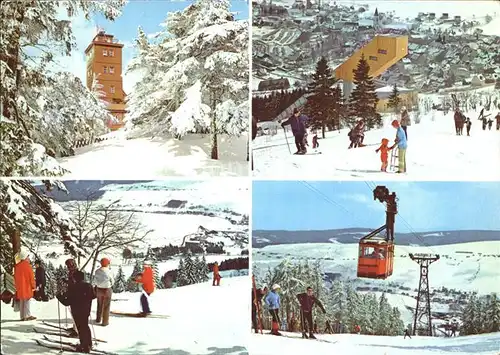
[{"left": 84, "top": 29, "right": 126, "bottom": 131}]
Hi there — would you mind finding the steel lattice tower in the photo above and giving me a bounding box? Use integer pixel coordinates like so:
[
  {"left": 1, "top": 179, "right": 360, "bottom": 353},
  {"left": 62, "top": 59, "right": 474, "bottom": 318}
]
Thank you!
[{"left": 409, "top": 253, "right": 440, "bottom": 336}]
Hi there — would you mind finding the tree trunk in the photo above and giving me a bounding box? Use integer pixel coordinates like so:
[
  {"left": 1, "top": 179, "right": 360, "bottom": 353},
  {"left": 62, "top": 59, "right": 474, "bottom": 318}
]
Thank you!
[
  {"left": 89, "top": 251, "right": 100, "bottom": 279},
  {"left": 210, "top": 96, "right": 218, "bottom": 160},
  {"left": 246, "top": 137, "right": 249, "bottom": 162},
  {"left": 322, "top": 122, "right": 326, "bottom": 139}
]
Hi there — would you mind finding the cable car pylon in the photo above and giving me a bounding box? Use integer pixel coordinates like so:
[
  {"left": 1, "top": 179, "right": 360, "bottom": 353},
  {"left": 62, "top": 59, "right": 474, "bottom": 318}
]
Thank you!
[
  {"left": 409, "top": 253, "right": 440, "bottom": 336},
  {"left": 357, "top": 186, "right": 397, "bottom": 279}
]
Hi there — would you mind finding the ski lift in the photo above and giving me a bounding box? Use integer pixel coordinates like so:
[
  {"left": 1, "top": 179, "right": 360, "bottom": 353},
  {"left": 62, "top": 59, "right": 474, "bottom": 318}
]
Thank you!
[{"left": 357, "top": 186, "right": 397, "bottom": 280}]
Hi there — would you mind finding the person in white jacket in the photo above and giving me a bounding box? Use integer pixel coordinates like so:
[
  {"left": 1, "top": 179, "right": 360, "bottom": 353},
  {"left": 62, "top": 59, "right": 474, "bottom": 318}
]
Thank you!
[{"left": 93, "top": 258, "right": 114, "bottom": 326}]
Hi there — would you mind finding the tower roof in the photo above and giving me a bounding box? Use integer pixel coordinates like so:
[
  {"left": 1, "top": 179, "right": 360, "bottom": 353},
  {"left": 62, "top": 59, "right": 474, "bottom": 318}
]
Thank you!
[
  {"left": 374, "top": 8, "right": 378, "bottom": 16},
  {"left": 84, "top": 30, "right": 124, "bottom": 54}
]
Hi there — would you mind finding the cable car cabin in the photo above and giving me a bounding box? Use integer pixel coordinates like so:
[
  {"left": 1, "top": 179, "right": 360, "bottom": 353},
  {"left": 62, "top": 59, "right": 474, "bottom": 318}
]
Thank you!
[{"left": 357, "top": 238, "right": 394, "bottom": 279}]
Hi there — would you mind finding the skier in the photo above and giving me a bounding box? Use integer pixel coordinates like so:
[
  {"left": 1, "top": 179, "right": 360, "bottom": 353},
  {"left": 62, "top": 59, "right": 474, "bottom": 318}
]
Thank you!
[
  {"left": 64, "top": 258, "right": 79, "bottom": 337},
  {"left": 311, "top": 128, "right": 319, "bottom": 149},
  {"left": 251, "top": 286, "right": 267, "bottom": 333},
  {"left": 400, "top": 107, "right": 411, "bottom": 139},
  {"left": 281, "top": 108, "right": 310, "bottom": 154},
  {"left": 57, "top": 270, "right": 96, "bottom": 353},
  {"left": 404, "top": 328, "right": 412, "bottom": 339},
  {"left": 390, "top": 120, "right": 408, "bottom": 173},
  {"left": 454, "top": 108, "right": 464, "bottom": 135},
  {"left": 349, "top": 120, "right": 365, "bottom": 149},
  {"left": 354, "top": 324, "right": 361, "bottom": 334},
  {"left": 487, "top": 119, "right": 493, "bottom": 130},
  {"left": 13, "top": 250, "right": 36, "bottom": 321},
  {"left": 495, "top": 112, "right": 500, "bottom": 130},
  {"left": 324, "top": 319, "right": 334, "bottom": 334},
  {"left": 465, "top": 118, "right": 472, "bottom": 136},
  {"left": 93, "top": 257, "right": 114, "bottom": 326},
  {"left": 264, "top": 284, "right": 281, "bottom": 336},
  {"left": 375, "top": 138, "right": 393, "bottom": 172},
  {"left": 296, "top": 287, "right": 326, "bottom": 339},
  {"left": 34, "top": 259, "right": 47, "bottom": 302},
  {"left": 135, "top": 261, "right": 155, "bottom": 316},
  {"left": 212, "top": 262, "right": 221, "bottom": 286}
]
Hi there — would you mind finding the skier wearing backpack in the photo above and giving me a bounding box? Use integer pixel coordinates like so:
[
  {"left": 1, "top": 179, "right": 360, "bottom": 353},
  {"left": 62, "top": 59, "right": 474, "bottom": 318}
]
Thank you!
[
  {"left": 296, "top": 287, "right": 326, "bottom": 339},
  {"left": 281, "top": 108, "right": 310, "bottom": 154}
]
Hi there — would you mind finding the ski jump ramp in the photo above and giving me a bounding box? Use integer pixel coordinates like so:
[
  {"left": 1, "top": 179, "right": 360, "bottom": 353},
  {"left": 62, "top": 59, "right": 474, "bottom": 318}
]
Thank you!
[{"left": 335, "top": 34, "right": 409, "bottom": 98}]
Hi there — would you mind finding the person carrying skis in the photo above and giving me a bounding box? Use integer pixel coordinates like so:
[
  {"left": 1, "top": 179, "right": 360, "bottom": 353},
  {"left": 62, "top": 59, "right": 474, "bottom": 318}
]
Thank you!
[
  {"left": 93, "top": 257, "right": 114, "bottom": 326},
  {"left": 252, "top": 286, "right": 267, "bottom": 333},
  {"left": 135, "top": 261, "right": 155, "bottom": 316},
  {"left": 212, "top": 262, "right": 221, "bottom": 286},
  {"left": 34, "top": 259, "right": 47, "bottom": 302},
  {"left": 281, "top": 108, "right": 310, "bottom": 155},
  {"left": 375, "top": 138, "right": 393, "bottom": 172},
  {"left": 264, "top": 284, "right": 281, "bottom": 336},
  {"left": 465, "top": 117, "right": 472, "bottom": 136},
  {"left": 390, "top": 120, "right": 408, "bottom": 173},
  {"left": 296, "top": 286, "right": 326, "bottom": 339},
  {"left": 57, "top": 270, "right": 96, "bottom": 353},
  {"left": 400, "top": 107, "right": 411, "bottom": 139},
  {"left": 14, "top": 250, "right": 36, "bottom": 321},
  {"left": 403, "top": 328, "right": 412, "bottom": 339}
]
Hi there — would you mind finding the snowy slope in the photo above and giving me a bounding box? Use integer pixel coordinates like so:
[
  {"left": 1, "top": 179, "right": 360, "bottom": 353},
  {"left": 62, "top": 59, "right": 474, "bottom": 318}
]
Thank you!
[
  {"left": 250, "top": 331, "right": 500, "bottom": 355},
  {"left": 0, "top": 277, "right": 249, "bottom": 355},
  {"left": 58, "top": 131, "right": 249, "bottom": 178},
  {"left": 253, "top": 110, "right": 500, "bottom": 179}
]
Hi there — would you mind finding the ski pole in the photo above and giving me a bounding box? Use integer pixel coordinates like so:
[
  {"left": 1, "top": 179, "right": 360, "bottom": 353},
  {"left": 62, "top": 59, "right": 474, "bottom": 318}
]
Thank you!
[
  {"left": 283, "top": 127, "right": 291, "bottom": 154},
  {"left": 57, "top": 299, "right": 62, "bottom": 353}
]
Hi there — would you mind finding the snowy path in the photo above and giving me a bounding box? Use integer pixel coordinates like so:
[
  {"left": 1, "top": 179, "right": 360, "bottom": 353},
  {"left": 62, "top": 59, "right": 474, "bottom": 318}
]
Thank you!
[
  {"left": 253, "top": 111, "right": 500, "bottom": 180},
  {"left": 0, "top": 277, "right": 249, "bottom": 354},
  {"left": 59, "top": 132, "right": 249, "bottom": 178},
  {"left": 250, "top": 331, "right": 500, "bottom": 355}
]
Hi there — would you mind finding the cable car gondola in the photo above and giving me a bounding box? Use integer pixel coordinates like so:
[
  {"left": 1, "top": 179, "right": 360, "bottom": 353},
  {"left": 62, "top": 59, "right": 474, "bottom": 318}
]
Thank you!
[{"left": 357, "top": 186, "right": 397, "bottom": 280}]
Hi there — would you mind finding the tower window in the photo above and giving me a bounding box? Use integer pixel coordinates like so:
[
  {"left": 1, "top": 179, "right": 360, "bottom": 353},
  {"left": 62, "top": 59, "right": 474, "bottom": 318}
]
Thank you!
[
  {"left": 103, "top": 66, "right": 108, "bottom": 74},
  {"left": 369, "top": 56, "right": 378, "bottom": 61},
  {"left": 103, "top": 49, "right": 108, "bottom": 56},
  {"left": 378, "top": 49, "right": 387, "bottom": 54},
  {"left": 110, "top": 66, "right": 115, "bottom": 74},
  {"left": 109, "top": 49, "right": 114, "bottom": 57},
  {"left": 110, "top": 86, "right": 115, "bottom": 94}
]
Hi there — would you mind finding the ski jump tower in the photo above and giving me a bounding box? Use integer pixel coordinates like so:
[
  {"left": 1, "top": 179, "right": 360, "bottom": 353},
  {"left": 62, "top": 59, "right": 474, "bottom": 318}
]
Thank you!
[
  {"left": 334, "top": 35, "right": 409, "bottom": 99},
  {"left": 409, "top": 253, "right": 440, "bottom": 336}
]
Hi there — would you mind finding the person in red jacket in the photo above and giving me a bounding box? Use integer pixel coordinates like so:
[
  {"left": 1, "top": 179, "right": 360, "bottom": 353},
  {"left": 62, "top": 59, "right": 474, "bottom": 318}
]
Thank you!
[
  {"left": 212, "top": 262, "right": 221, "bottom": 286},
  {"left": 135, "top": 261, "right": 155, "bottom": 316},
  {"left": 354, "top": 324, "right": 361, "bottom": 334},
  {"left": 14, "top": 250, "right": 36, "bottom": 321}
]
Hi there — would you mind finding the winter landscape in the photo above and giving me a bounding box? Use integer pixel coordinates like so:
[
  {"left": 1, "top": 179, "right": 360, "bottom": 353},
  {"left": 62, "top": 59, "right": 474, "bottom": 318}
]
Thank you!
[
  {"left": 1, "top": 179, "right": 250, "bottom": 354},
  {"left": 251, "top": 0, "right": 500, "bottom": 179},
  {"left": 251, "top": 181, "right": 500, "bottom": 354},
  {"left": 1, "top": 0, "right": 250, "bottom": 178}
]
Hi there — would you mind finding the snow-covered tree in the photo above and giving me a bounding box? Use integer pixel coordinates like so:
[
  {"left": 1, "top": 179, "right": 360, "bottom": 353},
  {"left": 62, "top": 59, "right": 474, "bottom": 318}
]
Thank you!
[
  {"left": 126, "top": 260, "right": 142, "bottom": 292},
  {"left": 176, "top": 258, "right": 186, "bottom": 286},
  {"left": 126, "top": 0, "right": 248, "bottom": 159},
  {"left": 0, "top": 1, "right": 125, "bottom": 177},
  {"left": 44, "top": 261, "right": 57, "bottom": 299},
  {"left": 152, "top": 260, "right": 163, "bottom": 289},
  {"left": 54, "top": 265, "right": 69, "bottom": 295},
  {"left": 177, "top": 253, "right": 202, "bottom": 286},
  {"left": 461, "top": 293, "right": 480, "bottom": 335},
  {"left": 376, "top": 292, "right": 392, "bottom": 335},
  {"left": 485, "top": 293, "right": 500, "bottom": 333},
  {"left": 112, "top": 265, "right": 127, "bottom": 293},
  {"left": 387, "top": 84, "right": 402, "bottom": 114},
  {"left": 328, "top": 280, "right": 347, "bottom": 325},
  {"left": 197, "top": 255, "right": 210, "bottom": 282}
]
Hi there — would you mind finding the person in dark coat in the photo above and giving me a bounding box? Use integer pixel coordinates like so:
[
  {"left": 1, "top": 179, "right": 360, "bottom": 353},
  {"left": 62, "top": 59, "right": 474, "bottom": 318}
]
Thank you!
[
  {"left": 465, "top": 118, "right": 472, "bottom": 136},
  {"left": 252, "top": 116, "right": 258, "bottom": 140},
  {"left": 34, "top": 259, "right": 47, "bottom": 302},
  {"left": 296, "top": 287, "right": 326, "bottom": 339},
  {"left": 495, "top": 112, "right": 500, "bottom": 130},
  {"left": 404, "top": 328, "right": 412, "bottom": 339},
  {"left": 281, "top": 108, "right": 310, "bottom": 154},
  {"left": 57, "top": 270, "right": 96, "bottom": 353},
  {"left": 251, "top": 286, "right": 267, "bottom": 333},
  {"left": 349, "top": 120, "right": 365, "bottom": 148}
]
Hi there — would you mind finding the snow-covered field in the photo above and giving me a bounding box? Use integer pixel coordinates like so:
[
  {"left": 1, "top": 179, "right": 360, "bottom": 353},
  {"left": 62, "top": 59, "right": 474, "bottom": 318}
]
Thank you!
[
  {"left": 253, "top": 241, "right": 500, "bottom": 326},
  {"left": 0, "top": 277, "right": 249, "bottom": 355},
  {"left": 253, "top": 109, "right": 500, "bottom": 179},
  {"left": 249, "top": 331, "right": 500, "bottom": 355},
  {"left": 58, "top": 131, "right": 250, "bottom": 178}
]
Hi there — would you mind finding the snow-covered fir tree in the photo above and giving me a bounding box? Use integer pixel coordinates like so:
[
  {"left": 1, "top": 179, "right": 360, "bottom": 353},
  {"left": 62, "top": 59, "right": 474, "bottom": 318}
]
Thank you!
[
  {"left": 0, "top": 0, "right": 125, "bottom": 177},
  {"left": 197, "top": 255, "right": 210, "bottom": 282},
  {"left": 126, "top": 0, "right": 248, "bottom": 159},
  {"left": 152, "top": 260, "right": 163, "bottom": 289},
  {"left": 328, "top": 280, "right": 347, "bottom": 325},
  {"left": 176, "top": 259, "right": 186, "bottom": 286},
  {"left": 126, "top": 260, "right": 142, "bottom": 292},
  {"left": 177, "top": 253, "right": 203, "bottom": 286},
  {"left": 461, "top": 293, "right": 480, "bottom": 335},
  {"left": 387, "top": 84, "right": 402, "bottom": 114},
  {"left": 44, "top": 261, "right": 57, "bottom": 300},
  {"left": 112, "top": 265, "right": 127, "bottom": 293},
  {"left": 348, "top": 54, "right": 382, "bottom": 129},
  {"left": 54, "top": 265, "right": 68, "bottom": 295},
  {"left": 485, "top": 293, "right": 500, "bottom": 333}
]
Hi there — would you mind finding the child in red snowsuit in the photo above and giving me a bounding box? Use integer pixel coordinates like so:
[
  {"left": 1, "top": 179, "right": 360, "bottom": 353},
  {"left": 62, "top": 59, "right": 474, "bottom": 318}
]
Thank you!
[{"left": 375, "top": 138, "right": 393, "bottom": 172}]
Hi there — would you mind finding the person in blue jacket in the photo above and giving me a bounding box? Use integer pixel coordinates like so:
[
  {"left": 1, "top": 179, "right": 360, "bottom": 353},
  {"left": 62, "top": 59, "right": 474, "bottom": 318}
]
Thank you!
[
  {"left": 265, "top": 284, "right": 282, "bottom": 335},
  {"left": 281, "top": 108, "right": 310, "bottom": 154},
  {"left": 390, "top": 120, "right": 408, "bottom": 173}
]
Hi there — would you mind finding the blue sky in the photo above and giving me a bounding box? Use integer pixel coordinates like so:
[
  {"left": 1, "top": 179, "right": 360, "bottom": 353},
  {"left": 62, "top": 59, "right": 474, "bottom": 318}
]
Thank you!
[
  {"left": 53, "top": 0, "right": 248, "bottom": 92},
  {"left": 252, "top": 181, "right": 500, "bottom": 232}
]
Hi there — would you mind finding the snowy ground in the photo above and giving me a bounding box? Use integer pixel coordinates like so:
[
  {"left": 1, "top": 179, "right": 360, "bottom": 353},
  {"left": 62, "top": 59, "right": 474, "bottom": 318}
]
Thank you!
[
  {"left": 253, "top": 241, "right": 500, "bottom": 326},
  {"left": 253, "top": 110, "right": 500, "bottom": 179},
  {"left": 249, "top": 331, "right": 500, "bottom": 355},
  {"left": 0, "top": 277, "right": 249, "bottom": 355},
  {"left": 58, "top": 131, "right": 249, "bottom": 178}
]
